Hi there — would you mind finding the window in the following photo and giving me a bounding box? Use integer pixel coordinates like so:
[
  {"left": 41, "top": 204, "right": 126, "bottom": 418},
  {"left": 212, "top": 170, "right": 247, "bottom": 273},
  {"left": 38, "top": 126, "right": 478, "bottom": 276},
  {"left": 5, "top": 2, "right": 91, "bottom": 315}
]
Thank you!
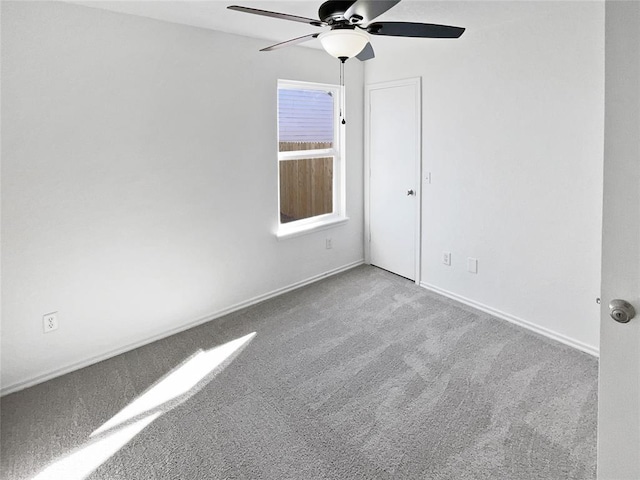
[{"left": 277, "top": 80, "right": 346, "bottom": 238}]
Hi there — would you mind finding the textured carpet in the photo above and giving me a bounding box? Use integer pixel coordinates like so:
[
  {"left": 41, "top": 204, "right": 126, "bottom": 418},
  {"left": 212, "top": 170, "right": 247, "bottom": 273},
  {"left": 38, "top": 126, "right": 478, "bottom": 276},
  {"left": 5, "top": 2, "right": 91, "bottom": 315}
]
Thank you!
[{"left": 1, "top": 265, "right": 598, "bottom": 479}]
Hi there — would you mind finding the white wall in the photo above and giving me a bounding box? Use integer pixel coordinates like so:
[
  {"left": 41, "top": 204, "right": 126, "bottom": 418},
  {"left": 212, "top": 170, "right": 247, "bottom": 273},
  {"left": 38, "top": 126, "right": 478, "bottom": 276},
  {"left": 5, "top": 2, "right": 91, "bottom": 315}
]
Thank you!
[
  {"left": 1, "top": 1, "right": 364, "bottom": 393},
  {"left": 365, "top": 1, "right": 604, "bottom": 353}
]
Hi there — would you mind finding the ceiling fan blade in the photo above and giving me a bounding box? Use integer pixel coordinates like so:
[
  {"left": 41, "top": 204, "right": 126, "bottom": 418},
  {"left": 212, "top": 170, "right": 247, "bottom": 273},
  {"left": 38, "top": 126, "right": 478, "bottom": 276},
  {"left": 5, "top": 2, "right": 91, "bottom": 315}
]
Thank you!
[
  {"left": 356, "top": 42, "right": 375, "bottom": 61},
  {"left": 260, "top": 33, "right": 320, "bottom": 52},
  {"left": 227, "top": 5, "right": 326, "bottom": 27},
  {"left": 344, "top": 0, "right": 400, "bottom": 24},
  {"left": 367, "top": 22, "right": 465, "bottom": 38}
]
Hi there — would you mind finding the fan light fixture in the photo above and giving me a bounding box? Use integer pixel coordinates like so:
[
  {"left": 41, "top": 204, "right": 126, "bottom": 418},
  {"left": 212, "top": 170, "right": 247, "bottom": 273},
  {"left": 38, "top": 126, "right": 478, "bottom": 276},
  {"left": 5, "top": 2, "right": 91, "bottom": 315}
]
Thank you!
[{"left": 318, "top": 28, "right": 369, "bottom": 59}]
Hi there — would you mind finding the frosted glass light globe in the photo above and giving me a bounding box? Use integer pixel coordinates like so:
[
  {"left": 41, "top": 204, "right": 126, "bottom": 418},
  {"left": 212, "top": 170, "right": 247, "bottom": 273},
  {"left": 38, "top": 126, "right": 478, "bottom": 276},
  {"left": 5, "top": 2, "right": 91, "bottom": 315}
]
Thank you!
[{"left": 319, "top": 29, "right": 369, "bottom": 59}]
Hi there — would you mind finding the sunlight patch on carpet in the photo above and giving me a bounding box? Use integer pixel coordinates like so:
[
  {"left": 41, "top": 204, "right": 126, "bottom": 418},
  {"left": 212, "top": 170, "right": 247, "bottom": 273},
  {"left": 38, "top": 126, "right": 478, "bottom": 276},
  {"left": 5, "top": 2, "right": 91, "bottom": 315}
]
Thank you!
[
  {"left": 30, "top": 332, "right": 256, "bottom": 480},
  {"left": 32, "top": 412, "right": 160, "bottom": 480},
  {"left": 92, "top": 332, "right": 256, "bottom": 436}
]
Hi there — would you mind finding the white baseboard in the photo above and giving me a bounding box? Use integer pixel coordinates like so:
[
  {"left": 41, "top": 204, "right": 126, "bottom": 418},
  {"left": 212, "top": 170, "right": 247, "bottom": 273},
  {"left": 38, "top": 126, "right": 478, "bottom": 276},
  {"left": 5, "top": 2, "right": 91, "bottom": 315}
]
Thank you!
[
  {"left": 1, "top": 260, "right": 365, "bottom": 396},
  {"left": 420, "top": 282, "right": 599, "bottom": 357}
]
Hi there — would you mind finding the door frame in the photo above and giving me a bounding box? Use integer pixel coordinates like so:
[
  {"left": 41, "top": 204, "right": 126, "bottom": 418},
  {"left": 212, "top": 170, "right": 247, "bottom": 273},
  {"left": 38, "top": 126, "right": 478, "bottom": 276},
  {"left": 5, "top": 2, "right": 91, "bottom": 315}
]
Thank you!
[{"left": 364, "top": 77, "right": 422, "bottom": 284}]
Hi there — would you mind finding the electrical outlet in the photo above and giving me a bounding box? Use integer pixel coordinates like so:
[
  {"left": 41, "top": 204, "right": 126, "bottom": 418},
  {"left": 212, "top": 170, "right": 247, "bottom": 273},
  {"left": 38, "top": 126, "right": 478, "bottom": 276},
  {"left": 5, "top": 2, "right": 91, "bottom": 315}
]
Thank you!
[
  {"left": 468, "top": 257, "right": 478, "bottom": 274},
  {"left": 43, "top": 312, "right": 58, "bottom": 333},
  {"left": 443, "top": 252, "right": 451, "bottom": 266},
  {"left": 325, "top": 238, "right": 332, "bottom": 250}
]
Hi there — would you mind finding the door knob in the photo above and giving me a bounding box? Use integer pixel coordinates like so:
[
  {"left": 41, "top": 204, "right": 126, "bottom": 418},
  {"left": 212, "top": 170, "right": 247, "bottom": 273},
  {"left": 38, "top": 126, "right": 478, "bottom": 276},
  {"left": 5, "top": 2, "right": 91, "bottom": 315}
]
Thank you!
[
  {"left": 407, "top": 189, "right": 415, "bottom": 196},
  {"left": 609, "top": 299, "right": 636, "bottom": 324}
]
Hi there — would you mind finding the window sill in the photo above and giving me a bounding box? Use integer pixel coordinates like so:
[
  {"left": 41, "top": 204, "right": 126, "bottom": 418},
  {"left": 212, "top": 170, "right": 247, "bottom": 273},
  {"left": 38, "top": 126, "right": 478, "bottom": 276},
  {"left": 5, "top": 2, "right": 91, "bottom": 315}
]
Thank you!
[{"left": 276, "top": 216, "right": 349, "bottom": 240}]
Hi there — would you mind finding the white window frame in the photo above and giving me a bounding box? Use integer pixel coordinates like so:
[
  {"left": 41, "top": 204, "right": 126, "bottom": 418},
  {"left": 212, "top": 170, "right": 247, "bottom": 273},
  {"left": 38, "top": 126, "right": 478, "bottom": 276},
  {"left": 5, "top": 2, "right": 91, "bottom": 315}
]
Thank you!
[{"left": 276, "top": 79, "right": 348, "bottom": 239}]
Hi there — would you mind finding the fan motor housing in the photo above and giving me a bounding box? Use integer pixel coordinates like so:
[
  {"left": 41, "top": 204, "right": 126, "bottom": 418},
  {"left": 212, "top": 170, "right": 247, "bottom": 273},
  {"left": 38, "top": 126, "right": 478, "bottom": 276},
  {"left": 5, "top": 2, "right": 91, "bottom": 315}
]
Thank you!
[{"left": 318, "top": 0, "right": 356, "bottom": 24}]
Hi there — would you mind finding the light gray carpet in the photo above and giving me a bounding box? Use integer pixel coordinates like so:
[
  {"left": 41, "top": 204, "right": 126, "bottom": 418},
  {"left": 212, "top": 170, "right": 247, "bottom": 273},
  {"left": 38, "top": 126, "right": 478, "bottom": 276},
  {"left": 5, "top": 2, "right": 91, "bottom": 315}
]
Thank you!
[{"left": 1, "top": 265, "right": 598, "bottom": 479}]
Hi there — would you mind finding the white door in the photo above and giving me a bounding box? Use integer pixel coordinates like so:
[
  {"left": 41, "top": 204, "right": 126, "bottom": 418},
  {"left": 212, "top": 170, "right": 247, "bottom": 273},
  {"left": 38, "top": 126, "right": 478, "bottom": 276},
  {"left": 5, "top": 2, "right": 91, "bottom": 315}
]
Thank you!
[
  {"left": 597, "top": 2, "right": 640, "bottom": 478},
  {"left": 366, "top": 78, "right": 421, "bottom": 281}
]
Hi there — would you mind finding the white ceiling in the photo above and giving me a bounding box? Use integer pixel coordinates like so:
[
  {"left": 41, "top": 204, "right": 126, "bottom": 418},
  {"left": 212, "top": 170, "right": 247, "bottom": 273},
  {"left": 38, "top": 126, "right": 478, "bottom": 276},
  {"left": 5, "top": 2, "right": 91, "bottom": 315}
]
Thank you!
[{"left": 70, "top": 0, "right": 554, "bottom": 51}]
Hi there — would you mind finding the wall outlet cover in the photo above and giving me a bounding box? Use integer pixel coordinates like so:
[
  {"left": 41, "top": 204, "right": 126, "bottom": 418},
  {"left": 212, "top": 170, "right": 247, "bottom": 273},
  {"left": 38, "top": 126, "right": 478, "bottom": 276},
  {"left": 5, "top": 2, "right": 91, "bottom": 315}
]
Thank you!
[
  {"left": 43, "top": 312, "right": 59, "bottom": 333},
  {"left": 468, "top": 257, "right": 478, "bottom": 274}
]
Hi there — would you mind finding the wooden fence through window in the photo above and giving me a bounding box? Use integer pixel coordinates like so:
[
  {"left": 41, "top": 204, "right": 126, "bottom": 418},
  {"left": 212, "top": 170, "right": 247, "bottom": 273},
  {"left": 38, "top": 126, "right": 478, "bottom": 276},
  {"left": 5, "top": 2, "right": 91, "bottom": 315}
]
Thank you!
[{"left": 279, "top": 142, "right": 333, "bottom": 223}]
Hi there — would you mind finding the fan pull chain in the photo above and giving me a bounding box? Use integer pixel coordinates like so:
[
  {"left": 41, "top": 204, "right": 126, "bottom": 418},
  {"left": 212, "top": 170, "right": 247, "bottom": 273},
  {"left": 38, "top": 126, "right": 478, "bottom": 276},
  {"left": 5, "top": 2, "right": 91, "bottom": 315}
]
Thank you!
[{"left": 339, "top": 57, "right": 347, "bottom": 125}]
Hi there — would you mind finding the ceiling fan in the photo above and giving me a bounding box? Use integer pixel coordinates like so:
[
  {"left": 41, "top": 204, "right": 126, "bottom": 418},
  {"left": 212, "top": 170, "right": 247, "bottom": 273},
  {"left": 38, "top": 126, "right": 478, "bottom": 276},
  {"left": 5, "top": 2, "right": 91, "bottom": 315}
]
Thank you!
[{"left": 228, "top": 0, "right": 465, "bottom": 62}]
